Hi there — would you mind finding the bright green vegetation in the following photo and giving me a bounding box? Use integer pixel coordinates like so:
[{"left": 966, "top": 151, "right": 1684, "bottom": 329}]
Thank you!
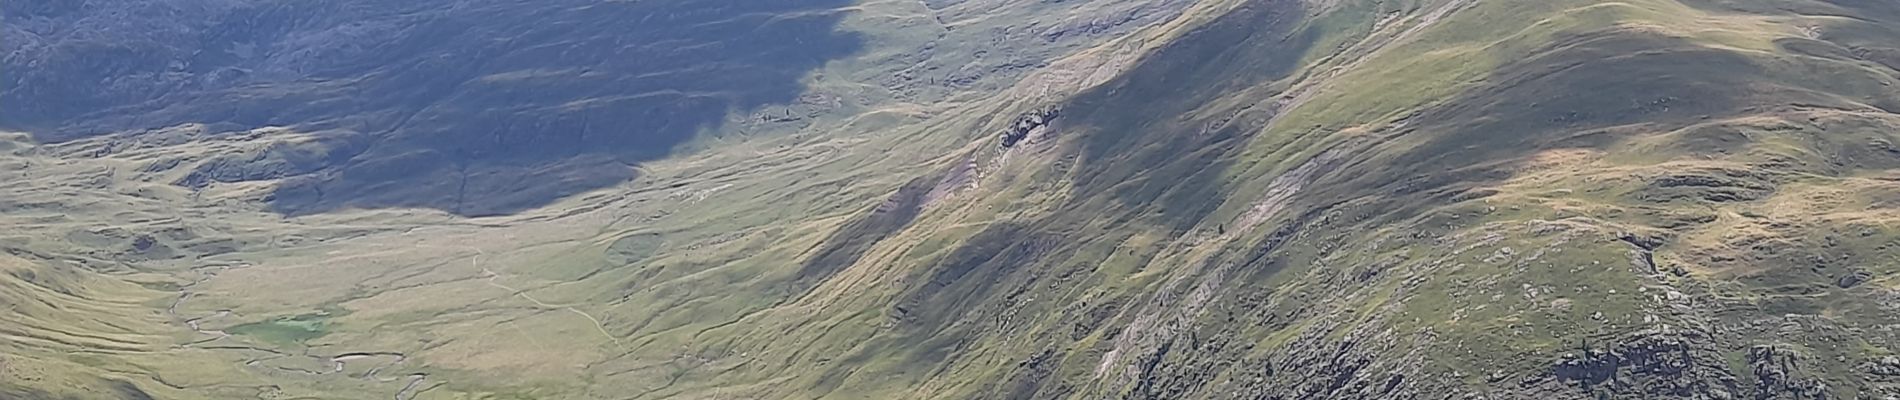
[
  {"left": 227, "top": 313, "right": 331, "bottom": 345},
  {"left": 4, "top": 0, "right": 1900, "bottom": 398}
]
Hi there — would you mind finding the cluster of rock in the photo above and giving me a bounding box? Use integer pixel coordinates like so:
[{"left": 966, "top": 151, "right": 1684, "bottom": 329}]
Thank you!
[
  {"left": 1548, "top": 329, "right": 1848, "bottom": 399},
  {"left": 999, "top": 107, "right": 1060, "bottom": 148}
]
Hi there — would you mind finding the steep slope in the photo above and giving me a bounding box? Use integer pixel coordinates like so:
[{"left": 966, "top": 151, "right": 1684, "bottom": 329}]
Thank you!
[
  {"left": 0, "top": 251, "right": 178, "bottom": 400},
  {"left": 657, "top": 0, "right": 1900, "bottom": 398},
  {"left": 5, "top": 0, "right": 1900, "bottom": 399}
]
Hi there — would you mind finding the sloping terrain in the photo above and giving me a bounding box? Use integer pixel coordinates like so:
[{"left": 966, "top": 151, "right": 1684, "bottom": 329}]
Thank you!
[{"left": 5, "top": 0, "right": 1900, "bottom": 399}]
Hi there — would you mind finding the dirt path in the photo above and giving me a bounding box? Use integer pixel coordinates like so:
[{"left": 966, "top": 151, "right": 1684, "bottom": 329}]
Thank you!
[
  {"left": 167, "top": 264, "right": 243, "bottom": 345},
  {"left": 455, "top": 246, "right": 623, "bottom": 346}
]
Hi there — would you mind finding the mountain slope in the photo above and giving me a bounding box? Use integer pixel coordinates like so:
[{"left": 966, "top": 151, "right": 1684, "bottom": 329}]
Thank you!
[
  {"left": 5, "top": 0, "right": 1900, "bottom": 399},
  {"left": 656, "top": 0, "right": 1900, "bottom": 397}
]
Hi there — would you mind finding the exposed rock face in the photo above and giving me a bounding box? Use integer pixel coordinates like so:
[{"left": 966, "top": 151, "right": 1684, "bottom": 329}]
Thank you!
[
  {"left": 1000, "top": 107, "right": 1060, "bottom": 148},
  {"left": 1836, "top": 270, "right": 1872, "bottom": 289},
  {"left": 1747, "top": 346, "right": 1831, "bottom": 399},
  {"left": 1550, "top": 330, "right": 1743, "bottom": 399},
  {"left": 1636, "top": 168, "right": 1777, "bottom": 203},
  {"left": 1868, "top": 356, "right": 1900, "bottom": 377}
]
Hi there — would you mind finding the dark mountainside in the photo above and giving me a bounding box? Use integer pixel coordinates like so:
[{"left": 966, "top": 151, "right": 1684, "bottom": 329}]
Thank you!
[
  {"left": 5, "top": 0, "right": 860, "bottom": 216},
  {"left": 5, "top": 0, "right": 1900, "bottom": 399}
]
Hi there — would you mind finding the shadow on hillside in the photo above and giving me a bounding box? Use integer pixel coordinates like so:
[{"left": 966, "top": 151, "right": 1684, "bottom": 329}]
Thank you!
[
  {"left": 1308, "top": 30, "right": 1776, "bottom": 218},
  {"left": 7, "top": 0, "right": 861, "bottom": 216},
  {"left": 779, "top": 0, "right": 1332, "bottom": 393},
  {"left": 900, "top": 25, "right": 1795, "bottom": 400},
  {"left": 784, "top": 2, "right": 1332, "bottom": 395},
  {"left": 777, "top": 0, "right": 1325, "bottom": 313},
  {"left": 1060, "top": 0, "right": 1319, "bottom": 233}
]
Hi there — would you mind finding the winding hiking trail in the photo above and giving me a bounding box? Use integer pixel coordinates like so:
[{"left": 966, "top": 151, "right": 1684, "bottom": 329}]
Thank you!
[
  {"left": 165, "top": 262, "right": 437, "bottom": 400},
  {"left": 159, "top": 240, "right": 623, "bottom": 399},
  {"left": 167, "top": 263, "right": 245, "bottom": 346},
  {"left": 464, "top": 247, "right": 623, "bottom": 347}
]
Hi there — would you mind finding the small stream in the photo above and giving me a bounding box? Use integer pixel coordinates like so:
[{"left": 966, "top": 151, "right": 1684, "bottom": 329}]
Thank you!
[{"left": 165, "top": 262, "right": 433, "bottom": 399}]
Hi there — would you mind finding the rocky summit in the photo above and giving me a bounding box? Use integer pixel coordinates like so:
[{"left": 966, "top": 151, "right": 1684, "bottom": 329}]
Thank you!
[{"left": 5, "top": 0, "right": 1900, "bottom": 399}]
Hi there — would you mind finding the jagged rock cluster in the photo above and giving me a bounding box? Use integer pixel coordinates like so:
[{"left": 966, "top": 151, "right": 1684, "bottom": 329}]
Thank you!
[{"left": 1000, "top": 107, "right": 1059, "bottom": 148}]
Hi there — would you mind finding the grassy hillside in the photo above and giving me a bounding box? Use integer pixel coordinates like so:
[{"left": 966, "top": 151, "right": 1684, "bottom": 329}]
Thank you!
[
  {"left": 4, "top": 0, "right": 1900, "bottom": 398},
  {"left": 653, "top": 0, "right": 1900, "bottom": 397}
]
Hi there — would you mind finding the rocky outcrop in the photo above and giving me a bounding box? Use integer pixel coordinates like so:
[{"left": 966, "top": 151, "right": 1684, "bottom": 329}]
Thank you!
[
  {"left": 1549, "top": 329, "right": 1744, "bottom": 399},
  {"left": 1746, "top": 345, "right": 1830, "bottom": 399},
  {"left": 1540, "top": 329, "right": 1852, "bottom": 400},
  {"left": 1618, "top": 231, "right": 1668, "bottom": 275},
  {"left": 1835, "top": 269, "right": 1872, "bottom": 289},
  {"left": 999, "top": 107, "right": 1059, "bottom": 148},
  {"left": 1636, "top": 167, "right": 1776, "bottom": 203}
]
